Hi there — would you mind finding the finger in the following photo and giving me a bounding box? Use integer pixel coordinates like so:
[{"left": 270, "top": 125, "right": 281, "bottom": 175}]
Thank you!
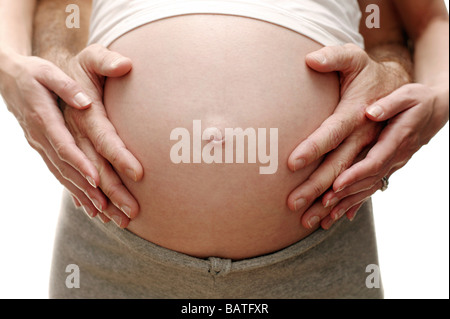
[
  {"left": 84, "top": 113, "right": 144, "bottom": 181},
  {"left": 78, "top": 44, "right": 132, "bottom": 77},
  {"left": 321, "top": 200, "right": 367, "bottom": 230},
  {"left": 41, "top": 104, "right": 100, "bottom": 188},
  {"left": 322, "top": 174, "right": 385, "bottom": 208},
  {"left": 78, "top": 136, "right": 140, "bottom": 219},
  {"left": 38, "top": 150, "right": 100, "bottom": 218},
  {"left": 287, "top": 132, "right": 368, "bottom": 211},
  {"left": 288, "top": 110, "right": 358, "bottom": 171},
  {"left": 100, "top": 200, "right": 130, "bottom": 229},
  {"left": 346, "top": 203, "right": 363, "bottom": 222},
  {"left": 306, "top": 43, "right": 369, "bottom": 75},
  {"left": 36, "top": 139, "right": 108, "bottom": 212},
  {"left": 333, "top": 125, "right": 399, "bottom": 192},
  {"left": 329, "top": 184, "right": 381, "bottom": 222},
  {"left": 34, "top": 60, "right": 93, "bottom": 109},
  {"left": 301, "top": 201, "right": 333, "bottom": 229},
  {"left": 366, "top": 84, "right": 428, "bottom": 121}
]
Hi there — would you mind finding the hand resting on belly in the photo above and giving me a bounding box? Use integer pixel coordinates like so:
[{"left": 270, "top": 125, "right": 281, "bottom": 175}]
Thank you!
[{"left": 104, "top": 14, "right": 340, "bottom": 259}]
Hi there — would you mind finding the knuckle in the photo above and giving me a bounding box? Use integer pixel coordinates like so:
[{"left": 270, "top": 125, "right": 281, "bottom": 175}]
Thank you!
[
  {"left": 108, "top": 146, "right": 124, "bottom": 167},
  {"left": 104, "top": 182, "right": 123, "bottom": 200},
  {"left": 306, "top": 139, "right": 322, "bottom": 160},
  {"left": 369, "top": 158, "right": 385, "bottom": 175},
  {"left": 333, "top": 159, "right": 349, "bottom": 176},
  {"left": 57, "top": 164, "right": 70, "bottom": 180},
  {"left": 35, "top": 62, "right": 57, "bottom": 81},
  {"left": 311, "top": 181, "right": 325, "bottom": 198},
  {"left": 327, "top": 125, "right": 343, "bottom": 150},
  {"left": 94, "top": 129, "right": 108, "bottom": 153}
]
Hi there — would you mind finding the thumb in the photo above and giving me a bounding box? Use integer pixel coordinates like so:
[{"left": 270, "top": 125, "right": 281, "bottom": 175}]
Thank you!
[
  {"left": 306, "top": 43, "right": 369, "bottom": 76},
  {"left": 78, "top": 44, "right": 132, "bottom": 78}
]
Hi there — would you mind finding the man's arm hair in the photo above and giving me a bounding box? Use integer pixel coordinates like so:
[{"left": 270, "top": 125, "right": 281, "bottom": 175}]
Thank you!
[
  {"left": 33, "top": 0, "right": 92, "bottom": 66},
  {"left": 358, "top": 0, "right": 413, "bottom": 83}
]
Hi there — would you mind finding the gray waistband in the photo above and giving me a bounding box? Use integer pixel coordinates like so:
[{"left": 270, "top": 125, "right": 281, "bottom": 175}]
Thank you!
[{"left": 86, "top": 191, "right": 369, "bottom": 275}]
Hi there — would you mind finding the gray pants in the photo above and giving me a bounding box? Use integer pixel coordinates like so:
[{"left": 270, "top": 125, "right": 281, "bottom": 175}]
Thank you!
[{"left": 49, "top": 190, "right": 383, "bottom": 298}]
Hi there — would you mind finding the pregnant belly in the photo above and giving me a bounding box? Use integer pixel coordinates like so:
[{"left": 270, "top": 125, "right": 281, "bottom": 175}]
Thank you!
[{"left": 104, "top": 15, "right": 339, "bottom": 259}]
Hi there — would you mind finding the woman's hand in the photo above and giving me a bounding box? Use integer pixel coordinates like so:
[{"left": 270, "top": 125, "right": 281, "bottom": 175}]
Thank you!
[
  {"left": 318, "top": 82, "right": 448, "bottom": 228},
  {"left": 0, "top": 46, "right": 143, "bottom": 228},
  {"left": 286, "top": 44, "right": 411, "bottom": 229},
  {"left": 0, "top": 49, "right": 106, "bottom": 216}
]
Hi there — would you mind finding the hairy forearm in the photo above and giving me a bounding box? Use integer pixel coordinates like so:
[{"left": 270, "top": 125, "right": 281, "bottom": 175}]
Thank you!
[
  {"left": 358, "top": 0, "right": 413, "bottom": 87},
  {"left": 33, "top": 0, "right": 91, "bottom": 66},
  {"left": 0, "top": 0, "right": 36, "bottom": 56}
]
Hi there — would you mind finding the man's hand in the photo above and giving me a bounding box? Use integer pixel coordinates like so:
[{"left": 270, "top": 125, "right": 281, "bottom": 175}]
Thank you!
[
  {"left": 318, "top": 82, "right": 448, "bottom": 228},
  {"left": 286, "top": 44, "right": 411, "bottom": 229},
  {"left": 61, "top": 44, "right": 144, "bottom": 228}
]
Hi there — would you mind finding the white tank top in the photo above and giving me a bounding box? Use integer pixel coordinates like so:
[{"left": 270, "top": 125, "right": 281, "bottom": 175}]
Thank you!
[{"left": 88, "top": 0, "right": 364, "bottom": 48}]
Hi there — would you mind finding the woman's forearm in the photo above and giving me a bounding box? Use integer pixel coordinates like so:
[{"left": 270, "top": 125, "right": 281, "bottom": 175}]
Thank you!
[
  {"left": 414, "top": 18, "right": 449, "bottom": 89},
  {"left": 0, "top": 0, "right": 36, "bottom": 56},
  {"left": 394, "top": 0, "right": 449, "bottom": 126}
]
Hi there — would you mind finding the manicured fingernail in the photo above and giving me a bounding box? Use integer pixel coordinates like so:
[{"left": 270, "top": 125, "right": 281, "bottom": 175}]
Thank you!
[
  {"left": 112, "top": 215, "right": 122, "bottom": 227},
  {"left": 82, "top": 206, "right": 94, "bottom": 218},
  {"left": 366, "top": 105, "right": 384, "bottom": 118},
  {"left": 74, "top": 92, "right": 92, "bottom": 107},
  {"left": 121, "top": 205, "right": 131, "bottom": 218},
  {"left": 324, "top": 197, "right": 339, "bottom": 208},
  {"left": 349, "top": 212, "right": 357, "bottom": 222},
  {"left": 92, "top": 199, "right": 103, "bottom": 212},
  {"left": 294, "top": 198, "right": 307, "bottom": 211},
  {"left": 98, "top": 214, "right": 109, "bottom": 224},
  {"left": 294, "top": 158, "right": 306, "bottom": 171},
  {"left": 87, "top": 176, "right": 97, "bottom": 188},
  {"left": 334, "top": 209, "right": 346, "bottom": 221},
  {"left": 72, "top": 196, "right": 81, "bottom": 208},
  {"left": 335, "top": 186, "right": 346, "bottom": 193},
  {"left": 308, "top": 216, "right": 320, "bottom": 228}
]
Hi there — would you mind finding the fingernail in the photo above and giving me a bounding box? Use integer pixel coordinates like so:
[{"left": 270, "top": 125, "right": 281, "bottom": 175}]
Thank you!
[
  {"left": 82, "top": 206, "right": 94, "bottom": 218},
  {"left": 294, "top": 198, "right": 307, "bottom": 211},
  {"left": 126, "top": 168, "right": 137, "bottom": 182},
  {"left": 334, "top": 209, "right": 346, "bottom": 221},
  {"left": 74, "top": 92, "right": 92, "bottom": 107},
  {"left": 92, "top": 199, "right": 103, "bottom": 212},
  {"left": 72, "top": 196, "right": 81, "bottom": 208},
  {"left": 324, "top": 197, "right": 339, "bottom": 208},
  {"left": 309, "top": 53, "right": 326, "bottom": 64},
  {"left": 366, "top": 105, "right": 384, "bottom": 118},
  {"left": 87, "top": 176, "right": 97, "bottom": 188},
  {"left": 349, "top": 212, "right": 357, "bottom": 222},
  {"left": 294, "top": 158, "right": 306, "bottom": 171},
  {"left": 335, "top": 186, "right": 346, "bottom": 193},
  {"left": 98, "top": 214, "right": 109, "bottom": 224},
  {"left": 322, "top": 218, "right": 334, "bottom": 230},
  {"left": 308, "top": 216, "right": 320, "bottom": 228},
  {"left": 121, "top": 205, "right": 131, "bottom": 218},
  {"left": 111, "top": 58, "right": 127, "bottom": 68},
  {"left": 112, "top": 215, "right": 122, "bottom": 228}
]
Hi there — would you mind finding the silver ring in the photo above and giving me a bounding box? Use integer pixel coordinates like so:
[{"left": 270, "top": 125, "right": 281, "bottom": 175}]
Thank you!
[{"left": 381, "top": 176, "right": 389, "bottom": 192}]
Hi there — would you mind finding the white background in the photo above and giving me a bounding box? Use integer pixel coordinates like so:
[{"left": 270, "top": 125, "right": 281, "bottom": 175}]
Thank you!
[{"left": 0, "top": 3, "right": 448, "bottom": 299}]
